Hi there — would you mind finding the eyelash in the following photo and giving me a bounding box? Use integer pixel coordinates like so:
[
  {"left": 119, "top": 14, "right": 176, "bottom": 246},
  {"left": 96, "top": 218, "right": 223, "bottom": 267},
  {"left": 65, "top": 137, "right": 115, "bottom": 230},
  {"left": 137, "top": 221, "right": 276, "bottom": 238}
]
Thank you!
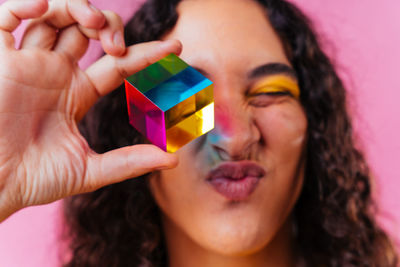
[
  {"left": 254, "top": 91, "right": 292, "bottom": 97},
  {"left": 248, "top": 89, "right": 293, "bottom": 107}
]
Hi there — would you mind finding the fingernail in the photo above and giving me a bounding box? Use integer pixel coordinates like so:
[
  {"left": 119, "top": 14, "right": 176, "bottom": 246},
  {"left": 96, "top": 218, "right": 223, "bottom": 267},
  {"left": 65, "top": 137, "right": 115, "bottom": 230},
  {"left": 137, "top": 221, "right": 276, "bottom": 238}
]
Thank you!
[
  {"left": 113, "top": 31, "right": 125, "bottom": 49},
  {"left": 156, "top": 165, "right": 174, "bottom": 171},
  {"left": 160, "top": 40, "right": 174, "bottom": 48},
  {"left": 161, "top": 39, "right": 182, "bottom": 54},
  {"left": 155, "top": 157, "right": 178, "bottom": 170},
  {"left": 89, "top": 2, "right": 100, "bottom": 13}
]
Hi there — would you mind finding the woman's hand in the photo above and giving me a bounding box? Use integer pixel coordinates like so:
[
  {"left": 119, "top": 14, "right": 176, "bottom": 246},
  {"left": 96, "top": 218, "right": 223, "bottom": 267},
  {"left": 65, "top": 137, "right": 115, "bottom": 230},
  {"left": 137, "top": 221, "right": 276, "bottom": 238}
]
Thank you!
[{"left": 0, "top": 0, "right": 180, "bottom": 222}]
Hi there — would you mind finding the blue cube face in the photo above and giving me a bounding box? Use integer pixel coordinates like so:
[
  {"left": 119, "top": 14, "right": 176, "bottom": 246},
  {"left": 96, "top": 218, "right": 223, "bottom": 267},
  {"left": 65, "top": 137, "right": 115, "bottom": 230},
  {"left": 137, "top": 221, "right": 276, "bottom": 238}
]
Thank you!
[{"left": 125, "top": 54, "right": 214, "bottom": 152}]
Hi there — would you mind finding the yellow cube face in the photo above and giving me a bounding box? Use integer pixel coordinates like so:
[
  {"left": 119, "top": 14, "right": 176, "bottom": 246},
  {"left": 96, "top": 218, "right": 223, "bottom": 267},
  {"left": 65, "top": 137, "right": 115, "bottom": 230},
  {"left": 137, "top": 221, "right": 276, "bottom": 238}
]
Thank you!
[
  {"left": 166, "top": 102, "right": 214, "bottom": 153},
  {"left": 125, "top": 54, "right": 214, "bottom": 152}
]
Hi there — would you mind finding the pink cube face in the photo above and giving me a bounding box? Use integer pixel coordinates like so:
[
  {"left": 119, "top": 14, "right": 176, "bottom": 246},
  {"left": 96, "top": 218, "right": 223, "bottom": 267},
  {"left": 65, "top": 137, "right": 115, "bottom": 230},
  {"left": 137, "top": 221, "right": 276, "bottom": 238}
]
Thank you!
[{"left": 125, "top": 81, "right": 167, "bottom": 151}]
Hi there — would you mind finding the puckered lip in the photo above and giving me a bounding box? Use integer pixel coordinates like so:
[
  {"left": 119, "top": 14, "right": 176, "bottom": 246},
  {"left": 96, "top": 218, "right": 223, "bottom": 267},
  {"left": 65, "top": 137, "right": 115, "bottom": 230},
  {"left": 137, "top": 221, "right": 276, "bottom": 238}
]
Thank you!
[
  {"left": 206, "top": 160, "right": 266, "bottom": 181},
  {"left": 205, "top": 161, "right": 266, "bottom": 201}
]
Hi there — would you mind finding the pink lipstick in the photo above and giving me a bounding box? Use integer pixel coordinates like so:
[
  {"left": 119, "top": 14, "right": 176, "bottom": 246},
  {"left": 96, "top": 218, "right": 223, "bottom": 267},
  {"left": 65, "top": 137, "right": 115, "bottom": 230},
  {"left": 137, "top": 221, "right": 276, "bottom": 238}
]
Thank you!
[{"left": 206, "top": 161, "right": 266, "bottom": 201}]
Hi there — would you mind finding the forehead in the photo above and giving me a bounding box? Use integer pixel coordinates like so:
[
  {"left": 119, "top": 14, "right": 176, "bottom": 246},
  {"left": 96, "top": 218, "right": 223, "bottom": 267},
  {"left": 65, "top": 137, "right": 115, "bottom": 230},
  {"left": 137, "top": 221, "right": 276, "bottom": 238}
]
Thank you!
[{"left": 163, "top": 0, "right": 290, "bottom": 70}]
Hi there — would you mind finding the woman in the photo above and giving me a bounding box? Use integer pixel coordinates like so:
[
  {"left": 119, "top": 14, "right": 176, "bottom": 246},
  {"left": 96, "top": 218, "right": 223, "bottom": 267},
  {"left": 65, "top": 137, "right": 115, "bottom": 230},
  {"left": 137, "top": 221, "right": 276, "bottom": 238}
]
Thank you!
[
  {"left": 64, "top": 0, "right": 398, "bottom": 266},
  {"left": 0, "top": 0, "right": 397, "bottom": 266}
]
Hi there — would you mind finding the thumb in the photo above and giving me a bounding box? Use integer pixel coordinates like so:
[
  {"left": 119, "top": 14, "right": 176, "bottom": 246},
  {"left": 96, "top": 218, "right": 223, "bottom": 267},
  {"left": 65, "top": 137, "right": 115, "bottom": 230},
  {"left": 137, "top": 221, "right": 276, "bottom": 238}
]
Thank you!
[{"left": 83, "top": 144, "right": 178, "bottom": 191}]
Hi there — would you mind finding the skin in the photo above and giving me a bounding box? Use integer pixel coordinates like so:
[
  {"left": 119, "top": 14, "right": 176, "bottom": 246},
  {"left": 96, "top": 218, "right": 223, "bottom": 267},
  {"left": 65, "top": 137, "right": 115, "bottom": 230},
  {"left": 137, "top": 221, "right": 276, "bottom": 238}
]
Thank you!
[
  {"left": 0, "top": 0, "right": 180, "bottom": 222},
  {"left": 0, "top": 0, "right": 306, "bottom": 265},
  {"left": 149, "top": 0, "right": 308, "bottom": 266}
]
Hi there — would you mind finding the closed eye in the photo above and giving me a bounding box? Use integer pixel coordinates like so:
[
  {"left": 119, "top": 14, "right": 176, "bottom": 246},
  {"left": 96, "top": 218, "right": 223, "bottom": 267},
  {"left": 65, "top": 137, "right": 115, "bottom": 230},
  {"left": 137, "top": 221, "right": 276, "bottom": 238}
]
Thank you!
[{"left": 248, "top": 89, "right": 293, "bottom": 107}]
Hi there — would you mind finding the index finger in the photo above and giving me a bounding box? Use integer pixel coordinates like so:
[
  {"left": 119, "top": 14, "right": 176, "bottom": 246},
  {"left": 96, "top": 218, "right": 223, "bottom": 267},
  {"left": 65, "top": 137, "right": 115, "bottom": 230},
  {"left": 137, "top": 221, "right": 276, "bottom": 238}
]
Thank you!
[{"left": 75, "top": 40, "right": 183, "bottom": 120}]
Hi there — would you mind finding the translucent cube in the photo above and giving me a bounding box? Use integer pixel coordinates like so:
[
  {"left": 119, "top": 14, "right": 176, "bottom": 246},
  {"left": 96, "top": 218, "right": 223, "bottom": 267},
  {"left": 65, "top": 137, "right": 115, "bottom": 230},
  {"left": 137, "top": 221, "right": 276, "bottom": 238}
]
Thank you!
[{"left": 125, "top": 54, "right": 214, "bottom": 153}]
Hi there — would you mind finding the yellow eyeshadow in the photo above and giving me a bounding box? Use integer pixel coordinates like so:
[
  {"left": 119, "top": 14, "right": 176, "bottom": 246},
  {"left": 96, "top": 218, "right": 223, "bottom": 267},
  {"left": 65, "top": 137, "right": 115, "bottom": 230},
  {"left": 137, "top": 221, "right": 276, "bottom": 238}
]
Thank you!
[{"left": 250, "top": 75, "right": 300, "bottom": 99}]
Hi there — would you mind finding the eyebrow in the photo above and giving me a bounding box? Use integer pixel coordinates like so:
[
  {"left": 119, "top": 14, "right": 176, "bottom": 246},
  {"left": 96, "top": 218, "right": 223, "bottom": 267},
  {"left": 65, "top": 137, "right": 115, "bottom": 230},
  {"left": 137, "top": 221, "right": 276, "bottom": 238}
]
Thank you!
[
  {"left": 192, "top": 63, "right": 297, "bottom": 81},
  {"left": 248, "top": 63, "right": 297, "bottom": 80}
]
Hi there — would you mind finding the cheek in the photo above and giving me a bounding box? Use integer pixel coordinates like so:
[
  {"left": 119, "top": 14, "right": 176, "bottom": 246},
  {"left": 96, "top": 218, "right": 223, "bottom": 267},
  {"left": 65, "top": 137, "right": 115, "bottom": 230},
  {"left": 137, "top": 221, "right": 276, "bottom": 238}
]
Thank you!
[
  {"left": 254, "top": 103, "right": 307, "bottom": 158},
  {"left": 254, "top": 102, "right": 307, "bottom": 212},
  {"left": 148, "top": 148, "right": 208, "bottom": 223}
]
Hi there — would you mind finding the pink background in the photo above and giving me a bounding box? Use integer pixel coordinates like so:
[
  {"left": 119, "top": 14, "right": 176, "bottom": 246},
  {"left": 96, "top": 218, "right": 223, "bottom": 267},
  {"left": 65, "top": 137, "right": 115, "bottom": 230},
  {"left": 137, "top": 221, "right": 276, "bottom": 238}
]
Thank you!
[{"left": 0, "top": 0, "right": 399, "bottom": 266}]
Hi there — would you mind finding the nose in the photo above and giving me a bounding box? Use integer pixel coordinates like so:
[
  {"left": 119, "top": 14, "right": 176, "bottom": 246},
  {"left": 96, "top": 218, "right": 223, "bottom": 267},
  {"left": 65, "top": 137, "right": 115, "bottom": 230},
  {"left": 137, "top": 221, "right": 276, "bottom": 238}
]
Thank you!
[{"left": 207, "top": 93, "right": 261, "bottom": 161}]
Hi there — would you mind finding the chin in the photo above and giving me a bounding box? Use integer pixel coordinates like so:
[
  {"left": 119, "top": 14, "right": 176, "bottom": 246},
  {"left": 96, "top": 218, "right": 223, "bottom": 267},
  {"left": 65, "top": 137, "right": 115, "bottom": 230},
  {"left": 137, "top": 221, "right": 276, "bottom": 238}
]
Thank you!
[{"left": 196, "top": 219, "right": 275, "bottom": 256}]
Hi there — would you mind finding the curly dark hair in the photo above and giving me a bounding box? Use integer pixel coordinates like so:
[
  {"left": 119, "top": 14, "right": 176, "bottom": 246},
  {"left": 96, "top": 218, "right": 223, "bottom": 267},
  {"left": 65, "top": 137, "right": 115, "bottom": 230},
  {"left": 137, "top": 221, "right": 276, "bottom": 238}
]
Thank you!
[{"left": 63, "top": 0, "right": 398, "bottom": 266}]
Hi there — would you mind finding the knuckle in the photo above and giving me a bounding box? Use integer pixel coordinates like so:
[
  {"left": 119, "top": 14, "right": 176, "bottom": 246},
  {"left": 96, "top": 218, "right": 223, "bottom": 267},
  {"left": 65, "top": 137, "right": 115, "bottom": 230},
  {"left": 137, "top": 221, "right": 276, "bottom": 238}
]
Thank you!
[
  {"left": 29, "top": 0, "right": 48, "bottom": 15},
  {"left": 113, "top": 56, "right": 128, "bottom": 79},
  {"left": 66, "top": 0, "right": 105, "bottom": 29},
  {"left": 0, "top": 6, "right": 18, "bottom": 32},
  {"left": 102, "top": 10, "right": 123, "bottom": 26}
]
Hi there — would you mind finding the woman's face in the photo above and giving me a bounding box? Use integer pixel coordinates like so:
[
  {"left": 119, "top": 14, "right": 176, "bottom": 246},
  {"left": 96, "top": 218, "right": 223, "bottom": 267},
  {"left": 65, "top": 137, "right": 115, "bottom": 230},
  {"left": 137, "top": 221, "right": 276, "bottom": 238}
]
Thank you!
[{"left": 149, "top": 0, "right": 307, "bottom": 256}]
